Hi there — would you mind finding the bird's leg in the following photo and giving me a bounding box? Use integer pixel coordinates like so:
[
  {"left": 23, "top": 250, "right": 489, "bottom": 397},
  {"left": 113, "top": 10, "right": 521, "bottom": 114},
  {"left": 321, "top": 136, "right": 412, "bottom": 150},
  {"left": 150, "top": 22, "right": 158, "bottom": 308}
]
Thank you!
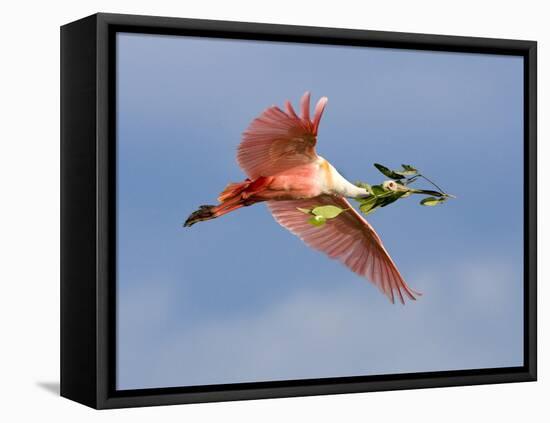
[{"left": 183, "top": 205, "right": 217, "bottom": 227}]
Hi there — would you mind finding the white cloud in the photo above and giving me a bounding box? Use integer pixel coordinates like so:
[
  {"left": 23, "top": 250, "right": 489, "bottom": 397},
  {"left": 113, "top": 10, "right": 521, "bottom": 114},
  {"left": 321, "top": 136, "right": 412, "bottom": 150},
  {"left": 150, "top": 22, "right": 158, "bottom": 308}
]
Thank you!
[{"left": 117, "top": 254, "right": 524, "bottom": 390}]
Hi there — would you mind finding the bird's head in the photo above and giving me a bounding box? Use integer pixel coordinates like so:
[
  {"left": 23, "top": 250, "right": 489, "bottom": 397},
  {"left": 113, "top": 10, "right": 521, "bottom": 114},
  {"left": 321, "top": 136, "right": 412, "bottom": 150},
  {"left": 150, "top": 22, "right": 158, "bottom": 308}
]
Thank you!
[{"left": 382, "top": 180, "right": 409, "bottom": 192}]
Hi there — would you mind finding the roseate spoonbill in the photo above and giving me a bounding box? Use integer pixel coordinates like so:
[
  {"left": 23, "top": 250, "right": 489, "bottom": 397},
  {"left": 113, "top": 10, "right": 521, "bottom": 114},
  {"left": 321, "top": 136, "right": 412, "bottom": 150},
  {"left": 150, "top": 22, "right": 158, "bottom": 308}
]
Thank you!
[{"left": 184, "top": 92, "right": 420, "bottom": 304}]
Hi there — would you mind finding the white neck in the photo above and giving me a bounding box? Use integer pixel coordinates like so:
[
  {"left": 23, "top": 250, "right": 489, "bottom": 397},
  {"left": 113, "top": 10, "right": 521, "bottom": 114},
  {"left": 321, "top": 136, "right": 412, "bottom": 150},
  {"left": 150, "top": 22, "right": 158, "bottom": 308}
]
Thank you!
[{"left": 318, "top": 157, "right": 370, "bottom": 198}]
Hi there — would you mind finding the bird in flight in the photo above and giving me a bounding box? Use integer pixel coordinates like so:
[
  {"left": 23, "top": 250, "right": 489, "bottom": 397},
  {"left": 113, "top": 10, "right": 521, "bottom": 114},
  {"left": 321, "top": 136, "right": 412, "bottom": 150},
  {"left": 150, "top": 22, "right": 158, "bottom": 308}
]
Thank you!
[{"left": 184, "top": 92, "right": 420, "bottom": 304}]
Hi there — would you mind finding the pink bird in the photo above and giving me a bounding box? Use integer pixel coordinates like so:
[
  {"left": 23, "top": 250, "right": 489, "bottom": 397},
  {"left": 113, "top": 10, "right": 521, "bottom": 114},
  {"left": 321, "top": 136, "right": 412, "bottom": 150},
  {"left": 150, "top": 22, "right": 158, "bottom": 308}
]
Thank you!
[{"left": 185, "top": 92, "right": 420, "bottom": 304}]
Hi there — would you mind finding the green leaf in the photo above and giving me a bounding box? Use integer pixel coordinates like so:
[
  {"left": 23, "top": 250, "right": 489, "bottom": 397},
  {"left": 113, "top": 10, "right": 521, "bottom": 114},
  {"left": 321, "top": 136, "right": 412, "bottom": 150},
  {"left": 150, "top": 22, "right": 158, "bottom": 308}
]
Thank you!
[
  {"left": 374, "top": 163, "right": 404, "bottom": 180},
  {"left": 359, "top": 198, "right": 380, "bottom": 216},
  {"left": 400, "top": 164, "right": 418, "bottom": 175},
  {"left": 379, "top": 191, "right": 408, "bottom": 208},
  {"left": 375, "top": 163, "right": 420, "bottom": 179},
  {"left": 420, "top": 197, "right": 447, "bottom": 206},
  {"left": 371, "top": 184, "right": 387, "bottom": 196},
  {"left": 312, "top": 205, "right": 345, "bottom": 219},
  {"left": 296, "top": 207, "right": 312, "bottom": 215},
  {"left": 308, "top": 215, "right": 327, "bottom": 226}
]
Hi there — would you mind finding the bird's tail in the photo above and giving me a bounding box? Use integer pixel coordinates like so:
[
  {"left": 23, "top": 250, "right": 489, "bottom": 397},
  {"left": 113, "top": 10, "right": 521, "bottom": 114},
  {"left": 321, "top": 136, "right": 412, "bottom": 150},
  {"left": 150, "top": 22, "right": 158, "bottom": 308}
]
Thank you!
[{"left": 183, "top": 177, "right": 272, "bottom": 227}]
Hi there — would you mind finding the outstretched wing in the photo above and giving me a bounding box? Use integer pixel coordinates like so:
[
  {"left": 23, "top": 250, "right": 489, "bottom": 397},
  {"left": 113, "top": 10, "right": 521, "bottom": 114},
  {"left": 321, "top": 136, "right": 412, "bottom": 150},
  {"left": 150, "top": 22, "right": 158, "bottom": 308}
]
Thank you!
[
  {"left": 237, "top": 92, "right": 328, "bottom": 179},
  {"left": 268, "top": 195, "right": 420, "bottom": 304}
]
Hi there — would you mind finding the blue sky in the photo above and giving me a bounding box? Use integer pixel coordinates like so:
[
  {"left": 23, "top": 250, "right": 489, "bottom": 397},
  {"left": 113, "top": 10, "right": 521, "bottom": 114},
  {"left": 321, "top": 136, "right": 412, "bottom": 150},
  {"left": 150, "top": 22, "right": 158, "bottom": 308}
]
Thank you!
[{"left": 116, "top": 33, "right": 524, "bottom": 390}]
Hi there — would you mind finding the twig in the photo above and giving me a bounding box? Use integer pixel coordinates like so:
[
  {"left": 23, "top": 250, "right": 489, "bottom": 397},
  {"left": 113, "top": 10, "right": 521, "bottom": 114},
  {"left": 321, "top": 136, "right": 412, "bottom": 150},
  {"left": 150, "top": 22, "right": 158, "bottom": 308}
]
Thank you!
[{"left": 417, "top": 174, "right": 447, "bottom": 195}]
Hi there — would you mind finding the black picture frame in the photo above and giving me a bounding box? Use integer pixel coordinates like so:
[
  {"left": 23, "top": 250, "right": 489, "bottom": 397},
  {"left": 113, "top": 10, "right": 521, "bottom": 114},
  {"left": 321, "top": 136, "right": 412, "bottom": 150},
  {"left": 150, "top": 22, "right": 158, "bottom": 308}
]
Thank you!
[{"left": 60, "top": 12, "right": 537, "bottom": 409}]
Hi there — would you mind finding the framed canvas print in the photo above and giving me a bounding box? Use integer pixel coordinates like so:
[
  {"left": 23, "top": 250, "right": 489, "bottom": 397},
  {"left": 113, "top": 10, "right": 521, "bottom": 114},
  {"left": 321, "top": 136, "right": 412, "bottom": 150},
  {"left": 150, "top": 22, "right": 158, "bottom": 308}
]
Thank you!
[{"left": 60, "top": 13, "right": 537, "bottom": 409}]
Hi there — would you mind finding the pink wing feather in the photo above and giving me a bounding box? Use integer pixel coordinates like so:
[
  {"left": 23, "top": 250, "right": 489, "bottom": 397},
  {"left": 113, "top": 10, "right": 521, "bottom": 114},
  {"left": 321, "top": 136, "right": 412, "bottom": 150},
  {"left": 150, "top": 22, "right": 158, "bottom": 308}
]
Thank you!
[
  {"left": 268, "top": 195, "right": 420, "bottom": 304},
  {"left": 237, "top": 92, "right": 328, "bottom": 179}
]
